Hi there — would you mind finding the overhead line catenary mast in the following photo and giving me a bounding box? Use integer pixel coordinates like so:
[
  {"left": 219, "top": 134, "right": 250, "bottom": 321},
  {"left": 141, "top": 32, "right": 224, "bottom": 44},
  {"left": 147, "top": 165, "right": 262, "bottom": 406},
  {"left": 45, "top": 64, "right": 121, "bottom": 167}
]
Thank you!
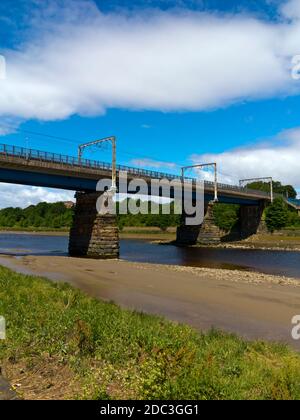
[
  {"left": 181, "top": 162, "right": 218, "bottom": 202},
  {"left": 0, "top": 122, "right": 186, "bottom": 172},
  {"left": 239, "top": 177, "right": 273, "bottom": 203},
  {"left": 78, "top": 136, "right": 117, "bottom": 192}
]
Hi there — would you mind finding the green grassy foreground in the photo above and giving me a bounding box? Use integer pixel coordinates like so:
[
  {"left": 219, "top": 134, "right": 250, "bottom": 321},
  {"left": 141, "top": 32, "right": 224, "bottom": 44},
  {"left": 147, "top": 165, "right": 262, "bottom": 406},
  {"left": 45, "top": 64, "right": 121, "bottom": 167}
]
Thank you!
[{"left": 0, "top": 266, "right": 300, "bottom": 400}]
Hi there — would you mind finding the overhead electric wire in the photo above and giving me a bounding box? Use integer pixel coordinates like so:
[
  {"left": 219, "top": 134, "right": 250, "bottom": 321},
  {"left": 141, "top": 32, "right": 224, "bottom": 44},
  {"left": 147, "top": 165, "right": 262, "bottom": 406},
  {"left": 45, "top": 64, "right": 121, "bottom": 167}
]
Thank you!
[
  {"left": 0, "top": 122, "right": 184, "bottom": 169},
  {"left": 1, "top": 122, "right": 234, "bottom": 179},
  {"left": 0, "top": 123, "right": 82, "bottom": 146}
]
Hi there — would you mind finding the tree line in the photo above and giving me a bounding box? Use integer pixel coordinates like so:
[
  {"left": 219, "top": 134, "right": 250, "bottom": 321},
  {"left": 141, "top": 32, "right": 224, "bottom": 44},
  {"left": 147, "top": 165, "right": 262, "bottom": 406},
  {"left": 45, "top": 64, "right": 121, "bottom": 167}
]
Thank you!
[
  {"left": 0, "top": 200, "right": 181, "bottom": 231},
  {"left": 246, "top": 181, "right": 297, "bottom": 199},
  {"left": 245, "top": 180, "right": 299, "bottom": 232},
  {"left": 0, "top": 179, "right": 298, "bottom": 233},
  {"left": 0, "top": 202, "right": 73, "bottom": 229}
]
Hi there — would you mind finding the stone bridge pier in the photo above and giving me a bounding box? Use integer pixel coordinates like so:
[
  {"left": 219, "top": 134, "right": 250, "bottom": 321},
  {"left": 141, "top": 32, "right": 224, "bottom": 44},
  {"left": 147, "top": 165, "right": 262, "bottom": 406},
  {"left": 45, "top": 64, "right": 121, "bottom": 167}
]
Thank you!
[
  {"left": 69, "top": 192, "right": 119, "bottom": 259},
  {"left": 176, "top": 202, "right": 223, "bottom": 245},
  {"left": 176, "top": 200, "right": 267, "bottom": 246},
  {"left": 239, "top": 202, "right": 267, "bottom": 238}
]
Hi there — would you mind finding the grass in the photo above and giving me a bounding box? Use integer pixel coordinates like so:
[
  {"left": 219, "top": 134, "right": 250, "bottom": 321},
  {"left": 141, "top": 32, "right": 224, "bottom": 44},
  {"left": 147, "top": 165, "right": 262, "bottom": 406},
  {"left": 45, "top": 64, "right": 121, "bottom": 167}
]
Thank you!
[{"left": 0, "top": 265, "right": 300, "bottom": 400}]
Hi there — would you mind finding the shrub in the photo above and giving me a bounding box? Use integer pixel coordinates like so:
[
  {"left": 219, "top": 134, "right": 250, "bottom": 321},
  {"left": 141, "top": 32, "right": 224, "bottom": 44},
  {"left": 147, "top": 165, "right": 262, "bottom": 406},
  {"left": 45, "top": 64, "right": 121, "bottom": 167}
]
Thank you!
[{"left": 265, "top": 198, "right": 289, "bottom": 232}]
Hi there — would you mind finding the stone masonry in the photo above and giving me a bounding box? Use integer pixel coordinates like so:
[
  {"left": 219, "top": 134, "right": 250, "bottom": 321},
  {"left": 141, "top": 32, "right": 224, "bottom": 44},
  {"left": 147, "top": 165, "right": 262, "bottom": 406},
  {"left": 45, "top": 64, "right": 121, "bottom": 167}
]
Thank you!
[
  {"left": 239, "top": 202, "right": 267, "bottom": 238},
  {"left": 196, "top": 202, "right": 223, "bottom": 244},
  {"left": 176, "top": 202, "right": 223, "bottom": 245},
  {"left": 69, "top": 192, "right": 119, "bottom": 259}
]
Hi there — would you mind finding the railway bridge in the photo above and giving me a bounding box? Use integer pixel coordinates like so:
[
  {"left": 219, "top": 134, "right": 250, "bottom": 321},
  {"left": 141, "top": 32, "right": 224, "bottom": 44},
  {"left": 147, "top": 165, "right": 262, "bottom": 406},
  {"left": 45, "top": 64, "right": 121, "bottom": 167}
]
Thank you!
[{"left": 0, "top": 143, "right": 298, "bottom": 258}]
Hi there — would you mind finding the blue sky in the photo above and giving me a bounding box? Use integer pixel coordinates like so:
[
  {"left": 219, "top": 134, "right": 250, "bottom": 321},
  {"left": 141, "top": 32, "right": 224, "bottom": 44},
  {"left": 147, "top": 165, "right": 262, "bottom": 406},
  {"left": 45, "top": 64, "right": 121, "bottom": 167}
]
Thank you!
[{"left": 0, "top": 0, "right": 300, "bottom": 206}]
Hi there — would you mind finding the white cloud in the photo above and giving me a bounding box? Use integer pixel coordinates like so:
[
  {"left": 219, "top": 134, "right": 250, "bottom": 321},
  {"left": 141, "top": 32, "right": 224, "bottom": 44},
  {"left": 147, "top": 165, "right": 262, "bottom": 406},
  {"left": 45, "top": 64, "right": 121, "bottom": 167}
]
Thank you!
[
  {"left": 0, "top": 184, "right": 74, "bottom": 208},
  {"left": 0, "top": 117, "right": 22, "bottom": 136},
  {"left": 0, "top": 126, "right": 15, "bottom": 136},
  {"left": 190, "top": 127, "right": 300, "bottom": 188},
  {"left": 131, "top": 157, "right": 178, "bottom": 170},
  {"left": 0, "top": 0, "right": 300, "bottom": 120},
  {"left": 281, "top": 0, "right": 300, "bottom": 19}
]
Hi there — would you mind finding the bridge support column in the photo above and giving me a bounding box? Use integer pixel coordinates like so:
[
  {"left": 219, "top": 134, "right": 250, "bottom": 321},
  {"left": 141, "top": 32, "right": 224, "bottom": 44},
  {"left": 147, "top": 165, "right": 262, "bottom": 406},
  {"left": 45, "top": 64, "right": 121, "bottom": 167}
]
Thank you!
[
  {"left": 69, "top": 192, "right": 119, "bottom": 259},
  {"left": 239, "top": 202, "right": 267, "bottom": 238},
  {"left": 176, "top": 202, "right": 222, "bottom": 245}
]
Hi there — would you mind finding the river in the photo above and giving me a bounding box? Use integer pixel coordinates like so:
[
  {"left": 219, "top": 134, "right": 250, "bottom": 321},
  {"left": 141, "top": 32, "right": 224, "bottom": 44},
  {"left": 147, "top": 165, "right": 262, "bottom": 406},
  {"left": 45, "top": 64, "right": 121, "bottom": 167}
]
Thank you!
[{"left": 0, "top": 232, "right": 299, "bottom": 279}]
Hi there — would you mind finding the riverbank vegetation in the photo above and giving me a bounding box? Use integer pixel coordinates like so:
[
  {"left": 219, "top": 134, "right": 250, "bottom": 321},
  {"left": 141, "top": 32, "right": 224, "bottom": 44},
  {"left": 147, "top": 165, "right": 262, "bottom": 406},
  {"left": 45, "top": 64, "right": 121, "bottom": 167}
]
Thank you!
[
  {"left": 265, "top": 198, "right": 300, "bottom": 232},
  {"left": 0, "top": 265, "right": 300, "bottom": 400},
  {"left": 213, "top": 204, "right": 240, "bottom": 232},
  {"left": 0, "top": 201, "right": 181, "bottom": 232},
  {"left": 213, "top": 199, "right": 300, "bottom": 234},
  {"left": 117, "top": 201, "right": 180, "bottom": 231},
  {"left": 0, "top": 187, "right": 299, "bottom": 235},
  {"left": 0, "top": 202, "right": 73, "bottom": 230},
  {"left": 246, "top": 181, "right": 300, "bottom": 232},
  {"left": 246, "top": 180, "right": 297, "bottom": 199}
]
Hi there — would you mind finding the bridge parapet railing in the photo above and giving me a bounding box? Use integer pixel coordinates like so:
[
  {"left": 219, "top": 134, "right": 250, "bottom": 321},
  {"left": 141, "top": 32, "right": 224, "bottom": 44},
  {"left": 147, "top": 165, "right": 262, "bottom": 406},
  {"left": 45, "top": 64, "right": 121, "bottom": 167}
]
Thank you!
[
  {"left": 287, "top": 198, "right": 300, "bottom": 207},
  {"left": 0, "top": 143, "right": 195, "bottom": 182},
  {"left": 0, "top": 143, "right": 276, "bottom": 199}
]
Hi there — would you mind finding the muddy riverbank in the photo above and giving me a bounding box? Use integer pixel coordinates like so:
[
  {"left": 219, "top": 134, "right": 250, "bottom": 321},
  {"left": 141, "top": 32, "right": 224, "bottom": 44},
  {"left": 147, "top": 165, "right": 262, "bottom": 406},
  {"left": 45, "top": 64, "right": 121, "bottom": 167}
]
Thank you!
[{"left": 0, "top": 254, "right": 299, "bottom": 350}]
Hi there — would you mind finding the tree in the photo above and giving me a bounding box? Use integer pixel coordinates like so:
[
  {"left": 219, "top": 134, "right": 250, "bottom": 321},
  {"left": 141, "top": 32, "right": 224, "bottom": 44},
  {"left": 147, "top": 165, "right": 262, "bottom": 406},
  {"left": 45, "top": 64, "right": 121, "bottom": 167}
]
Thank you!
[
  {"left": 153, "top": 214, "right": 170, "bottom": 231},
  {"left": 0, "top": 202, "right": 74, "bottom": 229},
  {"left": 287, "top": 210, "right": 300, "bottom": 227},
  {"left": 116, "top": 199, "right": 180, "bottom": 230},
  {"left": 284, "top": 185, "right": 297, "bottom": 199},
  {"left": 246, "top": 180, "right": 297, "bottom": 199},
  {"left": 213, "top": 204, "right": 240, "bottom": 232},
  {"left": 265, "top": 197, "right": 289, "bottom": 232}
]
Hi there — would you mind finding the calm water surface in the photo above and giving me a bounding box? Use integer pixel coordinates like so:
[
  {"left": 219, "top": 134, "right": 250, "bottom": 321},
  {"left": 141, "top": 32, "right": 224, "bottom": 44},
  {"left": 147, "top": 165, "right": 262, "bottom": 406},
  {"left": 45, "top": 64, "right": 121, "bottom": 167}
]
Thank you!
[{"left": 0, "top": 233, "right": 299, "bottom": 279}]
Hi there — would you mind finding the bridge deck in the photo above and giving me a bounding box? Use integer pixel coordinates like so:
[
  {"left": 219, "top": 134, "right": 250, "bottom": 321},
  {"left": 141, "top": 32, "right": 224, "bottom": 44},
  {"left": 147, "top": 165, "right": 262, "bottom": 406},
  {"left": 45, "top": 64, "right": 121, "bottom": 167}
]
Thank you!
[{"left": 0, "top": 143, "right": 290, "bottom": 206}]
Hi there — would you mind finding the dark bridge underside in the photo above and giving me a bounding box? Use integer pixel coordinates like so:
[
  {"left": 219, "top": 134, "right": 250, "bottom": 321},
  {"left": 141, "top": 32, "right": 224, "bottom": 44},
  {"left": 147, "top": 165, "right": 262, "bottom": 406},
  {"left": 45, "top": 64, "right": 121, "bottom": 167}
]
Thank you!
[{"left": 0, "top": 167, "right": 263, "bottom": 206}]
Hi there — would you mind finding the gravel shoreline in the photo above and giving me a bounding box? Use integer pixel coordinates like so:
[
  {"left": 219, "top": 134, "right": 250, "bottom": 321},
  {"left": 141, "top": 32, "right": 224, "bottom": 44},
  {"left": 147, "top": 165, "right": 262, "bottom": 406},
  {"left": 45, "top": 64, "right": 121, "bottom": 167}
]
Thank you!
[
  {"left": 154, "top": 238, "right": 300, "bottom": 251},
  {"left": 122, "top": 260, "right": 300, "bottom": 287}
]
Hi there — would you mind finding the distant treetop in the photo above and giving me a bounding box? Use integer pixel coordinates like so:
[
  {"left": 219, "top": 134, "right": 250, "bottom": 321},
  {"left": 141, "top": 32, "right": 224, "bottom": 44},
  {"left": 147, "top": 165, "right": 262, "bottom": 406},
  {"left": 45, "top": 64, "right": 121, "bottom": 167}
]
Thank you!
[{"left": 246, "top": 180, "right": 297, "bottom": 199}]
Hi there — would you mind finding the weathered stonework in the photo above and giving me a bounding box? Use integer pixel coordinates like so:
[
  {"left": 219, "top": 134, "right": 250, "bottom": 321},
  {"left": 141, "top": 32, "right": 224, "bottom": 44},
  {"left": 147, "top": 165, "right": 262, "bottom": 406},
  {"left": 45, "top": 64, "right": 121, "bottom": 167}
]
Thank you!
[
  {"left": 176, "top": 201, "right": 268, "bottom": 245},
  {"left": 176, "top": 202, "right": 223, "bottom": 245},
  {"left": 196, "top": 202, "right": 223, "bottom": 244},
  {"left": 69, "top": 192, "right": 119, "bottom": 259},
  {"left": 239, "top": 202, "right": 266, "bottom": 238},
  {"left": 176, "top": 223, "right": 202, "bottom": 245}
]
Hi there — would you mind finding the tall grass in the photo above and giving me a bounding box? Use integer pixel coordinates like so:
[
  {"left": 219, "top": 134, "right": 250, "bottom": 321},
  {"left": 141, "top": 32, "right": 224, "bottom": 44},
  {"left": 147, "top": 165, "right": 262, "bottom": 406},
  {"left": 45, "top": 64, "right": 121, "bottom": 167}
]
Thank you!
[{"left": 0, "top": 266, "right": 299, "bottom": 400}]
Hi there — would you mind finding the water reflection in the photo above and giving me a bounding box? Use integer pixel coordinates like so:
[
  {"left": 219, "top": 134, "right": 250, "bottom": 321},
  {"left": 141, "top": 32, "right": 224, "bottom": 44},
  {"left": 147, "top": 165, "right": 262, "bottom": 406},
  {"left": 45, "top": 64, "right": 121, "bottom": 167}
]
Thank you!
[{"left": 0, "top": 233, "right": 299, "bottom": 279}]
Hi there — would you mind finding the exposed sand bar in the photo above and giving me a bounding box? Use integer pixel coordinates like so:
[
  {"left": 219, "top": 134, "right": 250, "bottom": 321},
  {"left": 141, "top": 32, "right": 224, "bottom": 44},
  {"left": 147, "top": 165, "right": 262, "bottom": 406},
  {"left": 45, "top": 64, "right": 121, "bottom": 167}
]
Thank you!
[{"left": 1, "top": 254, "right": 300, "bottom": 350}]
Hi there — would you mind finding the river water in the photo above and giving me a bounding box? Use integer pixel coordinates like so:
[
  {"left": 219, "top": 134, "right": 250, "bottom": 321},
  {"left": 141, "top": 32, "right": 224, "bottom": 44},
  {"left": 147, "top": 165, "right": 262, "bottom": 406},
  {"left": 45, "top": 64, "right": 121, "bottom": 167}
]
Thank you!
[{"left": 0, "top": 233, "right": 299, "bottom": 279}]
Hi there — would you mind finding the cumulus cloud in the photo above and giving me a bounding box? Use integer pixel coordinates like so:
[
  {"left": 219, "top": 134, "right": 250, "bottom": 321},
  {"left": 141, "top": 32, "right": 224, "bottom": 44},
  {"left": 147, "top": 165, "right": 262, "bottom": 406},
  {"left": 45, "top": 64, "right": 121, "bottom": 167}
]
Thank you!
[
  {"left": 0, "top": 0, "right": 299, "bottom": 120},
  {"left": 0, "top": 117, "right": 22, "bottom": 136},
  {"left": 281, "top": 0, "right": 300, "bottom": 19},
  {"left": 190, "top": 127, "right": 300, "bottom": 188},
  {"left": 0, "top": 125, "right": 16, "bottom": 136},
  {"left": 0, "top": 184, "right": 74, "bottom": 208}
]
